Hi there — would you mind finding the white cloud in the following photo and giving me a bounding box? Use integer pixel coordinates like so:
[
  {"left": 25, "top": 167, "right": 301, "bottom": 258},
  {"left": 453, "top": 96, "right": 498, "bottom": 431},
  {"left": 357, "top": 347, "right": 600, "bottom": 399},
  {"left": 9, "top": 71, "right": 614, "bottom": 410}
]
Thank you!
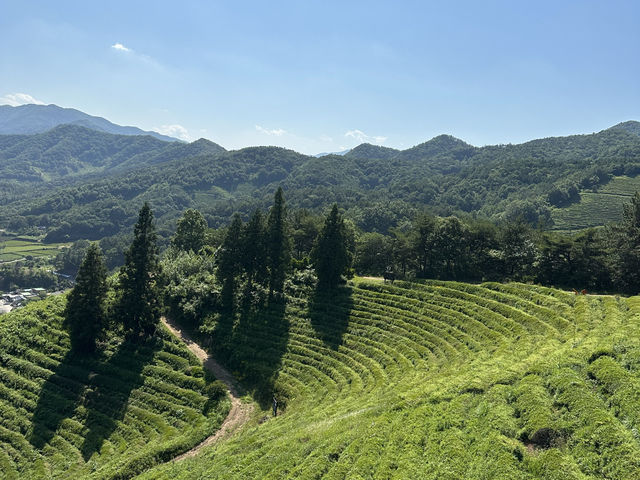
[
  {"left": 0, "top": 93, "right": 46, "bottom": 106},
  {"left": 153, "top": 124, "right": 191, "bottom": 141},
  {"left": 111, "top": 42, "right": 161, "bottom": 69},
  {"left": 111, "top": 42, "right": 131, "bottom": 52},
  {"left": 256, "top": 125, "right": 287, "bottom": 136},
  {"left": 345, "top": 129, "right": 387, "bottom": 145}
]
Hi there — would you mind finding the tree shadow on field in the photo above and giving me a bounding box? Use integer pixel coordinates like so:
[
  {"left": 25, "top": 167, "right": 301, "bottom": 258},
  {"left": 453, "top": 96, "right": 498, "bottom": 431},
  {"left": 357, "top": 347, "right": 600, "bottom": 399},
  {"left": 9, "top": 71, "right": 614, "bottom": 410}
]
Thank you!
[
  {"left": 79, "top": 338, "right": 160, "bottom": 460},
  {"left": 307, "top": 285, "right": 353, "bottom": 351},
  {"left": 226, "top": 294, "right": 289, "bottom": 411},
  {"left": 28, "top": 349, "right": 91, "bottom": 450},
  {"left": 27, "top": 336, "right": 159, "bottom": 461}
]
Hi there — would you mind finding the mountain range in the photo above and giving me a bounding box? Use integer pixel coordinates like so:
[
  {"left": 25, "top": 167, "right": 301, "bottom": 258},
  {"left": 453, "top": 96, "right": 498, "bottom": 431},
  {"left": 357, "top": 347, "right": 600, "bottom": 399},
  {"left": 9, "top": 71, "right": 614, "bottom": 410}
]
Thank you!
[
  {"left": 0, "top": 105, "right": 639, "bottom": 245},
  {"left": 0, "top": 103, "right": 180, "bottom": 142}
]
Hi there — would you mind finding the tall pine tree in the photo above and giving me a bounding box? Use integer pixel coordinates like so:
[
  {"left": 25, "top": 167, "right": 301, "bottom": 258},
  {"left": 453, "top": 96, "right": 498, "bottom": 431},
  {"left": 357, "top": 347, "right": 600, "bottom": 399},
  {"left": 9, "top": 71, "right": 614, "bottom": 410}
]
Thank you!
[
  {"left": 64, "top": 243, "right": 107, "bottom": 353},
  {"left": 242, "top": 209, "right": 267, "bottom": 287},
  {"left": 311, "top": 204, "right": 353, "bottom": 289},
  {"left": 266, "top": 187, "right": 291, "bottom": 297},
  {"left": 116, "top": 202, "right": 162, "bottom": 337},
  {"left": 216, "top": 213, "right": 244, "bottom": 310}
]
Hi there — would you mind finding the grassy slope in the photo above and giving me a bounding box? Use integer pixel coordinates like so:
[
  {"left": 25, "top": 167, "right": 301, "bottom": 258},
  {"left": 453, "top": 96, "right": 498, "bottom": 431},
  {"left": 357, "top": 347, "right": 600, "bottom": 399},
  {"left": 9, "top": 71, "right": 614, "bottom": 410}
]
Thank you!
[
  {"left": 552, "top": 175, "right": 640, "bottom": 230},
  {"left": 140, "top": 278, "right": 640, "bottom": 479},
  {"left": 0, "top": 296, "right": 230, "bottom": 479}
]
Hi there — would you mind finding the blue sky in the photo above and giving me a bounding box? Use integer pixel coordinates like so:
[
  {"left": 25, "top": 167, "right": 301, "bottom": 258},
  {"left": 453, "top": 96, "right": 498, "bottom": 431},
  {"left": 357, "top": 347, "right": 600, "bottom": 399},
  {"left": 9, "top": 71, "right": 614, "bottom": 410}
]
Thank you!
[{"left": 1, "top": 1, "right": 638, "bottom": 154}]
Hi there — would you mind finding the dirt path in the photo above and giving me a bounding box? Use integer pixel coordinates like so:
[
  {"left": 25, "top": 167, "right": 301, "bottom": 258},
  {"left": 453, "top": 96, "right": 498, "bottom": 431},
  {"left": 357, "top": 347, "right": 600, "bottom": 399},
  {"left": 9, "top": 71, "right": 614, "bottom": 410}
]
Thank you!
[
  {"left": 161, "top": 317, "right": 254, "bottom": 461},
  {"left": 359, "top": 276, "right": 383, "bottom": 282}
]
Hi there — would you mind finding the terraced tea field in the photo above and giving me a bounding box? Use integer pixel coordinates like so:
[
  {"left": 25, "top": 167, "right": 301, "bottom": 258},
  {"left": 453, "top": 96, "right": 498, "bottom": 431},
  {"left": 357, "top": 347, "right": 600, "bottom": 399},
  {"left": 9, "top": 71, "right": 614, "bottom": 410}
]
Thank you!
[
  {"left": 140, "top": 278, "right": 640, "bottom": 480},
  {"left": 0, "top": 296, "right": 230, "bottom": 479},
  {"left": 552, "top": 175, "right": 640, "bottom": 230}
]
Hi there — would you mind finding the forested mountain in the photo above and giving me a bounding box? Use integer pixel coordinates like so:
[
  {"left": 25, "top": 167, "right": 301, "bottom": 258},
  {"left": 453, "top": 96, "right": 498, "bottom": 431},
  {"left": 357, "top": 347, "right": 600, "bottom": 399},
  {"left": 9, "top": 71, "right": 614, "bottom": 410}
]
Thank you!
[
  {"left": 0, "top": 103, "right": 179, "bottom": 141},
  {"left": 344, "top": 143, "right": 399, "bottom": 160},
  {"left": 314, "top": 149, "right": 350, "bottom": 157},
  {"left": 610, "top": 120, "right": 640, "bottom": 137},
  {"left": 9, "top": 146, "right": 306, "bottom": 241},
  {"left": 0, "top": 125, "right": 225, "bottom": 207},
  {"left": 3, "top": 122, "right": 640, "bottom": 243}
]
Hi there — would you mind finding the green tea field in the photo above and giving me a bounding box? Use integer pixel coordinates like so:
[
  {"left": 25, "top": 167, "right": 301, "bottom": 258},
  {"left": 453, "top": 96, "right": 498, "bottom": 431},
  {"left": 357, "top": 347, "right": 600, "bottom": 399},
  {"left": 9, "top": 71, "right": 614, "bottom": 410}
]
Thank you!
[
  {"left": 0, "top": 296, "right": 230, "bottom": 479},
  {"left": 139, "top": 278, "right": 640, "bottom": 480},
  {"left": 552, "top": 175, "right": 640, "bottom": 231}
]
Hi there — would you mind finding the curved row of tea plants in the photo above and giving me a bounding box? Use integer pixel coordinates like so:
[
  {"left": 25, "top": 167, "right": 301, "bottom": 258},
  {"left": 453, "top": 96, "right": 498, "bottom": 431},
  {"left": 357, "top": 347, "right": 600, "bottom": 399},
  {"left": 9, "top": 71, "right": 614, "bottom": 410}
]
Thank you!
[
  {"left": 138, "top": 279, "right": 640, "bottom": 479},
  {"left": 0, "top": 295, "right": 230, "bottom": 480}
]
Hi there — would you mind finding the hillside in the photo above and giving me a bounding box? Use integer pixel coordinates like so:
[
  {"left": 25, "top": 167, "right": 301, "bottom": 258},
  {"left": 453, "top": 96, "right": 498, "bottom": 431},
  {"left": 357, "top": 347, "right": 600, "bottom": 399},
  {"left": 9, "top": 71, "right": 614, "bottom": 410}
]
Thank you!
[
  {"left": 14, "top": 146, "right": 308, "bottom": 241},
  {"left": 0, "top": 125, "right": 225, "bottom": 185},
  {"left": 138, "top": 278, "right": 640, "bottom": 479},
  {"left": 0, "top": 126, "right": 225, "bottom": 214},
  {"left": 0, "top": 296, "right": 230, "bottom": 479},
  {"left": 3, "top": 122, "right": 640, "bottom": 241},
  {"left": 551, "top": 175, "right": 640, "bottom": 230},
  {"left": 0, "top": 104, "right": 179, "bottom": 142},
  {"left": 344, "top": 143, "right": 399, "bottom": 160},
  {"left": 610, "top": 120, "right": 640, "bottom": 137}
]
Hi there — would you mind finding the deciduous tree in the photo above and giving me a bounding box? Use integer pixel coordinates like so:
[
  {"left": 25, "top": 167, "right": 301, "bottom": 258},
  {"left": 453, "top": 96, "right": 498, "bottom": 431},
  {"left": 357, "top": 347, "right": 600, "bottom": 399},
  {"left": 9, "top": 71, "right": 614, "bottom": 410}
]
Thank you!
[{"left": 171, "top": 209, "right": 207, "bottom": 253}]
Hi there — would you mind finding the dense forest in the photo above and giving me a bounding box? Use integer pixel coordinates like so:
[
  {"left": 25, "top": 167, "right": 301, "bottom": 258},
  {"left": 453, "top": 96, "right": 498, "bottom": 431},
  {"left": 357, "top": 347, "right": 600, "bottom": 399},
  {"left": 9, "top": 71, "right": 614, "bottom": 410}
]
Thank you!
[
  {"left": 0, "top": 124, "right": 224, "bottom": 207},
  {"left": 2, "top": 122, "right": 640, "bottom": 249}
]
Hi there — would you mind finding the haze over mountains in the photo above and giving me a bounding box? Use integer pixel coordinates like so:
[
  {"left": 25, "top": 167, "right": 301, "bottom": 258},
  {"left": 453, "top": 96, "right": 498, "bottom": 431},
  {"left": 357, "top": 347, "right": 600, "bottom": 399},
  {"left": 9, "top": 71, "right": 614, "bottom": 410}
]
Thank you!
[{"left": 0, "top": 104, "right": 180, "bottom": 142}]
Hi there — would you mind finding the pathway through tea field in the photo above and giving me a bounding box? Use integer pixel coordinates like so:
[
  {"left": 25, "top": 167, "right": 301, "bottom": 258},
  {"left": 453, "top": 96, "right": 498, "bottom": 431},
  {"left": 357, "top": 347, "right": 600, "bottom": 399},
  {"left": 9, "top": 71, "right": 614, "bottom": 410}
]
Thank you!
[{"left": 161, "top": 317, "right": 254, "bottom": 461}]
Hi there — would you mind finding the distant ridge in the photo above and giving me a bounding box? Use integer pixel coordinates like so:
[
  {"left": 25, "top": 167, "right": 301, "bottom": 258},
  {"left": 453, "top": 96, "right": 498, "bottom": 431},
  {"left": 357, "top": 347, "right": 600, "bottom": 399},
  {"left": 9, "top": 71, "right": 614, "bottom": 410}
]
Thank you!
[
  {"left": 0, "top": 103, "right": 181, "bottom": 142},
  {"left": 344, "top": 143, "right": 399, "bottom": 160},
  {"left": 0, "top": 124, "right": 226, "bottom": 184},
  {"left": 3, "top": 119, "right": 640, "bottom": 241},
  {"left": 314, "top": 149, "right": 350, "bottom": 157},
  {"left": 609, "top": 120, "right": 640, "bottom": 137}
]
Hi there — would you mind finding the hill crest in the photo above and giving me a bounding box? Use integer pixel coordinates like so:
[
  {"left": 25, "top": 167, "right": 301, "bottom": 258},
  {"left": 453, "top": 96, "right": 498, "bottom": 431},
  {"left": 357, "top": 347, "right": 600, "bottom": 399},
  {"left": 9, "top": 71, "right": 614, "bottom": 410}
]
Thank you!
[{"left": 0, "top": 103, "right": 181, "bottom": 142}]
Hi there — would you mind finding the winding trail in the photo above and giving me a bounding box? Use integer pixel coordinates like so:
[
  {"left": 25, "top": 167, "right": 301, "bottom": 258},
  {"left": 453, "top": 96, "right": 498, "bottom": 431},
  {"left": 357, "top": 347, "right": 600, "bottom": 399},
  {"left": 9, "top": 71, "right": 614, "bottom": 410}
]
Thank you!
[{"left": 161, "top": 317, "right": 254, "bottom": 461}]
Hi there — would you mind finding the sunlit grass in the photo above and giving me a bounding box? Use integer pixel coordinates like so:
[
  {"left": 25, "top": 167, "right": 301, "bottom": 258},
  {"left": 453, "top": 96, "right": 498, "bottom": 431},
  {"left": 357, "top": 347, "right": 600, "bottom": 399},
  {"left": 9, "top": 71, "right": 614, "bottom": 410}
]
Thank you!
[{"left": 139, "top": 279, "right": 640, "bottom": 479}]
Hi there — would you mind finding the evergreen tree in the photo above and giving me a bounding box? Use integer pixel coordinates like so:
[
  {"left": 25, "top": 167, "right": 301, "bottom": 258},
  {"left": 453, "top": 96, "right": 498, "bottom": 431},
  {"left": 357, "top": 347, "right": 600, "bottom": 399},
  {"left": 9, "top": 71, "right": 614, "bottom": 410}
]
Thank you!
[
  {"left": 311, "top": 204, "right": 353, "bottom": 289},
  {"left": 216, "top": 213, "right": 244, "bottom": 310},
  {"left": 241, "top": 209, "right": 267, "bottom": 287},
  {"left": 64, "top": 243, "right": 107, "bottom": 353},
  {"left": 612, "top": 192, "right": 640, "bottom": 293},
  {"left": 171, "top": 209, "right": 207, "bottom": 253},
  {"left": 267, "top": 187, "right": 291, "bottom": 297},
  {"left": 116, "top": 202, "right": 162, "bottom": 337}
]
